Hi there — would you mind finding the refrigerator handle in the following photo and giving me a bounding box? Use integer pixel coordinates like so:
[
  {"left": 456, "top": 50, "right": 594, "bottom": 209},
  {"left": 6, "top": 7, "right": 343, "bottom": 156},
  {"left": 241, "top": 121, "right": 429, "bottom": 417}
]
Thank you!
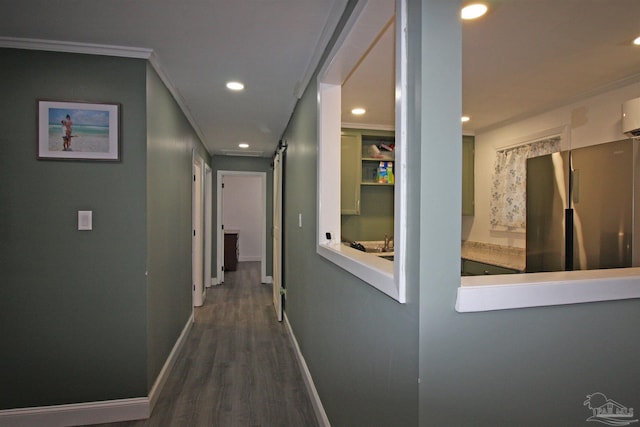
[
  {"left": 565, "top": 208, "right": 574, "bottom": 271},
  {"left": 572, "top": 169, "right": 580, "bottom": 204}
]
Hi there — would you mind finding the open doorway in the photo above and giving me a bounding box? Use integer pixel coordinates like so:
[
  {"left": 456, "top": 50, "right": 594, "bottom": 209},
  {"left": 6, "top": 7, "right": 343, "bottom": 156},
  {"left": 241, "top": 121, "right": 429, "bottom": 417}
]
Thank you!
[{"left": 216, "top": 171, "right": 269, "bottom": 284}]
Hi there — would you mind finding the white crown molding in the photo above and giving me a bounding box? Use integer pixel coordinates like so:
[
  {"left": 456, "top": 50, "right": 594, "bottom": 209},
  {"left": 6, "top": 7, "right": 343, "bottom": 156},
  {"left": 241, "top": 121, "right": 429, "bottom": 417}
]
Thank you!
[
  {"left": 0, "top": 36, "right": 152, "bottom": 58},
  {"left": 294, "top": 0, "right": 349, "bottom": 99},
  {"left": 477, "top": 72, "right": 640, "bottom": 135},
  {"left": 0, "top": 37, "right": 211, "bottom": 156},
  {"left": 341, "top": 121, "right": 395, "bottom": 131},
  {"left": 146, "top": 52, "right": 210, "bottom": 155}
]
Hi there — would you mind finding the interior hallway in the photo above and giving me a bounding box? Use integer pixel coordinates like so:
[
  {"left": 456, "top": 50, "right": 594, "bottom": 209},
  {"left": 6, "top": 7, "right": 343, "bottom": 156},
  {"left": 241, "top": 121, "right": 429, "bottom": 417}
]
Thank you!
[{"left": 90, "top": 262, "right": 319, "bottom": 427}]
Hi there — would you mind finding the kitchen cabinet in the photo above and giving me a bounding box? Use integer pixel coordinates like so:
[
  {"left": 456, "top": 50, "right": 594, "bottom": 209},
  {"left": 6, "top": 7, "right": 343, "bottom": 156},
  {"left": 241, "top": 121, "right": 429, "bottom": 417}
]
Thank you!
[
  {"left": 341, "top": 132, "right": 362, "bottom": 215},
  {"left": 340, "top": 129, "right": 395, "bottom": 221},
  {"left": 462, "top": 135, "right": 475, "bottom": 216},
  {"left": 343, "top": 130, "right": 470, "bottom": 216},
  {"left": 341, "top": 129, "right": 395, "bottom": 215},
  {"left": 224, "top": 232, "right": 239, "bottom": 271}
]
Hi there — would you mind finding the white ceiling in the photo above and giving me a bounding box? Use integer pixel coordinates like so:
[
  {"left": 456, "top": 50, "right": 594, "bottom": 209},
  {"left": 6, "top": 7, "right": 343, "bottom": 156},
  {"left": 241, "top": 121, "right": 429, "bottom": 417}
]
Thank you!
[
  {"left": 342, "top": 0, "right": 640, "bottom": 134},
  {"left": 2, "top": 1, "right": 640, "bottom": 156},
  {"left": 0, "top": 0, "right": 347, "bottom": 157}
]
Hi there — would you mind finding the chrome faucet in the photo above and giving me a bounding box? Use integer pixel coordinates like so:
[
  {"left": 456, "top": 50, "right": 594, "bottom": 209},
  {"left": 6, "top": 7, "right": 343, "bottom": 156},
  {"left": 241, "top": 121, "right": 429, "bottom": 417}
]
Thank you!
[{"left": 383, "top": 234, "right": 392, "bottom": 252}]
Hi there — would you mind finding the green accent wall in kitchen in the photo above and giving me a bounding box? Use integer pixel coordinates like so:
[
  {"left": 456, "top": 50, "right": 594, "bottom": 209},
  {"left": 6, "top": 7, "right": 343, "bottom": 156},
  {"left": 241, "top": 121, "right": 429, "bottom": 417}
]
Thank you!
[{"left": 341, "top": 185, "right": 394, "bottom": 242}]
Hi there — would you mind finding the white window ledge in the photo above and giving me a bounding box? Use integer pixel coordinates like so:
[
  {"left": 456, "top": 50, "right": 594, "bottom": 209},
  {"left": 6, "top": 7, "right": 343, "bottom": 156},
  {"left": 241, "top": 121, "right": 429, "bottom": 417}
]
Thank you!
[
  {"left": 456, "top": 268, "right": 640, "bottom": 312},
  {"left": 317, "top": 243, "right": 397, "bottom": 300}
]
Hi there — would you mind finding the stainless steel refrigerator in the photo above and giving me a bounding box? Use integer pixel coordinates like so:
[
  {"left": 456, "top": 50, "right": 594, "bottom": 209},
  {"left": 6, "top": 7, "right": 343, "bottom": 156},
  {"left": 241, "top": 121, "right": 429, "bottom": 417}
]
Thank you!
[{"left": 526, "top": 138, "right": 640, "bottom": 272}]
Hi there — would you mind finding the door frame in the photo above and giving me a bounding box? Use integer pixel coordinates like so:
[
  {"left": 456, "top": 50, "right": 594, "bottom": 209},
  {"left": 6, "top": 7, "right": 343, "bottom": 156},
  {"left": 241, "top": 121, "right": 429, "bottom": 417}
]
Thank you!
[
  {"left": 216, "top": 170, "right": 268, "bottom": 284},
  {"left": 204, "top": 164, "right": 213, "bottom": 287},
  {"left": 272, "top": 145, "right": 285, "bottom": 321},
  {"left": 192, "top": 154, "right": 205, "bottom": 307}
]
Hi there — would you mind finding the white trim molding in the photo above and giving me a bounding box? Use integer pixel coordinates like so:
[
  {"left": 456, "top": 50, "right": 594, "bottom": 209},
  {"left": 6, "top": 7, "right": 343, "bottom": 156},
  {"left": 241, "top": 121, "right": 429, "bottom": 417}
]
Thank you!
[
  {"left": 315, "top": 0, "right": 407, "bottom": 303},
  {"left": 239, "top": 255, "right": 263, "bottom": 262},
  {"left": 0, "top": 398, "right": 149, "bottom": 427},
  {"left": 284, "top": 314, "right": 331, "bottom": 427},
  {"left": 0, "top": 37, "right": 211, "bottom": 157},
  {"left": 0, "top": 36, "right": 152, "bottom": 58},
  {"left": 457, "top": 268, "right": 640, "bottom": 312},
  {"left": 0, "top": 314, "right": 194, "bottom": 427},
  {"left": 216, "top": 171, "right": 269, "bottom": 285},
  {"left": 294, "top": 0, "right": 349, "bottom": 98},
  {"left": 148, "top": 313, "right": 194, "bottom": 410}
]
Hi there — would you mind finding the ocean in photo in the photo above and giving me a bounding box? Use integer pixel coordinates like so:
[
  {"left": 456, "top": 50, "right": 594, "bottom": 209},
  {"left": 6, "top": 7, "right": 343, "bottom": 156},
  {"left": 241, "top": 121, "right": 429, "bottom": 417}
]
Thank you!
[{"left": 48, "top": 124, "right": 110, "bottom": 152}]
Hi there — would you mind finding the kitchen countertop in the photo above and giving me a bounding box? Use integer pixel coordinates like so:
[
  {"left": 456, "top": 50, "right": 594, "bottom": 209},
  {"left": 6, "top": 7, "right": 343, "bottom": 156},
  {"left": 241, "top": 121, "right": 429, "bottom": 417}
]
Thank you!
[
  {"left": 342, "top": 240, "right": 394, "bottom": 257},
  {"left": 342, "top": 239, "right": 524, "bottom": 270},
  {"left": 461, "top": 241, "right": 525, "bottom": 272}
]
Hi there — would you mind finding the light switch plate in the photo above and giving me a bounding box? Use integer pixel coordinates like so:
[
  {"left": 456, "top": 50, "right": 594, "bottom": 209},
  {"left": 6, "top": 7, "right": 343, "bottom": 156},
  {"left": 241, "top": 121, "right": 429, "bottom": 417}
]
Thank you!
[{"left": 78, "top": 210, "right": 92, "bottom": 230}]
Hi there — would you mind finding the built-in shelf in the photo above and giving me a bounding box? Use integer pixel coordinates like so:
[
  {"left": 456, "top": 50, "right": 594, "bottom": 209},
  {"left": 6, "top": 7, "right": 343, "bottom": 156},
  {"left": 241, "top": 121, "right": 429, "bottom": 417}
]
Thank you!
[
  {"left": 341, "top": 128, "right": 395, "bottom": 215},
  {"left": 361, "top": 182, "right": 394, "bottom": 186}
]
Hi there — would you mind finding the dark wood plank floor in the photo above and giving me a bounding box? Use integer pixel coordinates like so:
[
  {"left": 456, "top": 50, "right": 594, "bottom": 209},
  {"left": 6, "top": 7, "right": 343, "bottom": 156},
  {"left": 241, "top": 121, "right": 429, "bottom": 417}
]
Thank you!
[{"left": 89, "top": 262, "right": 319, "bottom": 427}]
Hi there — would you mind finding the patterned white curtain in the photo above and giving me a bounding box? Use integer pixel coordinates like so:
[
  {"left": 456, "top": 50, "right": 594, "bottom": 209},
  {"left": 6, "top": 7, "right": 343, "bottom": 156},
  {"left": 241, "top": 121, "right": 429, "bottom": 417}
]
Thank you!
[{"left": 490, "top": 136, "right": 561, "bottom": 229}]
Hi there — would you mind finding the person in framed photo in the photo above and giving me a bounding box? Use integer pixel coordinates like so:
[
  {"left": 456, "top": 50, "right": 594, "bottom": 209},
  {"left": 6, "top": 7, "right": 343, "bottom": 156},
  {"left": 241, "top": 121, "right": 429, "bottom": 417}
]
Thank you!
[
  {"left": 61, "top": 120, "right": 69, "bottom": 150},
  {"left": 62, "top": 114, "right": 73, "bottom": 151}
]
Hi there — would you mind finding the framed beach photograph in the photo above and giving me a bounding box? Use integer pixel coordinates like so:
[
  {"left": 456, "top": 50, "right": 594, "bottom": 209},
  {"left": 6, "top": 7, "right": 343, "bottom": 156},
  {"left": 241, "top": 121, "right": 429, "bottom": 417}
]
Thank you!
[{"left": 37, "top": 100, "right": 120, "bottom": 161}]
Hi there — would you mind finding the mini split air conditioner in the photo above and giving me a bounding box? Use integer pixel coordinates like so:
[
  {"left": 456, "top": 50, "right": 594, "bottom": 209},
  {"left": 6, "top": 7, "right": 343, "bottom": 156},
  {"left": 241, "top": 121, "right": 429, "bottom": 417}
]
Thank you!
[{"left": 622, "top": 97, "right": 640, "bottom": 137}]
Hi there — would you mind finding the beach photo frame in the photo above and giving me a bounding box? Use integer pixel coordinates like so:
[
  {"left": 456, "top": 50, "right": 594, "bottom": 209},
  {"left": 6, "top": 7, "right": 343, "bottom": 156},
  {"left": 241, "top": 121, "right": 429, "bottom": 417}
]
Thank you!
[{"left": 37, "top": 99, "right": 120, "bottom": 161}]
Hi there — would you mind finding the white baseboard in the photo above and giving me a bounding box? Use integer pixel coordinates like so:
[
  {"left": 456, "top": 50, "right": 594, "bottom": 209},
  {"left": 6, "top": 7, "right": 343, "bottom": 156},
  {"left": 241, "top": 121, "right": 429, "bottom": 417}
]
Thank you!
[
  {"left": 208, "top": 276, "right": 216, "bottom": 287},
  {"left": 148, "top": 313, "right": 194, "bottom": 410},
  {"left": 239, "top": 255, "right": 262, "bottom": 262},
  {"left": 0, "top": 398, "right": 149, "bottom": 427},
  {"left": 0, "top": 313, "right": 195, "bottom": 427},
  {"left": 283, "top": 314, "right": 331, "bottom": 427},
  {"left": 264, "top": 275, "right": 273, "bottom": 284}
]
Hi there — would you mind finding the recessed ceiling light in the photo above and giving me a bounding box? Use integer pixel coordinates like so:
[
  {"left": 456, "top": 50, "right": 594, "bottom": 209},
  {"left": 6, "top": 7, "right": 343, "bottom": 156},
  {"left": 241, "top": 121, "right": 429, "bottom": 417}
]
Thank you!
[
  {"left": 634, "top": 36, "right": 640, "bottom": 46},
  {"left": 238, "top": 143, "right": 249, "bottom": 148},
  {"left": 226, "top": 81, "right": 245, "bottom": 91},
  {"left": 461, "top": 116, "right": 470, "bottom": 122},
  {"left": 461, "top": 3, "right": 488, "bottom": 20},
  {"left": 351, "top": 108, "right": 366, "bottom": 115}
]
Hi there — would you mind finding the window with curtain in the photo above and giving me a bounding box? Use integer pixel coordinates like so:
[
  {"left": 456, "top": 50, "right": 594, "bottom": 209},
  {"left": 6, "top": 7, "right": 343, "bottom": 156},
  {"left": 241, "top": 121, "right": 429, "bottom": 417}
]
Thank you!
[{"left": 489, "top": 136, "right": 561, "bottom": 229}]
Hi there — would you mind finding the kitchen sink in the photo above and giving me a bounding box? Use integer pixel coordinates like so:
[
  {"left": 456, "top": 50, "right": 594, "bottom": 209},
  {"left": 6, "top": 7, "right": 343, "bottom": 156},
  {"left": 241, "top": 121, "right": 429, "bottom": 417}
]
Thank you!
[{"left": 343, "top": 240, "right": 394, "bottom": 259}]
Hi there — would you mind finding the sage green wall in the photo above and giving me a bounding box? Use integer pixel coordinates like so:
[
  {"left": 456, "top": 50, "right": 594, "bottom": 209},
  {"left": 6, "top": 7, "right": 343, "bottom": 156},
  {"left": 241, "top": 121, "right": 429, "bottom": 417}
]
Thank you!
[
  {"left": 418, "top": 1, "right": 640, "bottom": 426},
  {"left": 146, "top": 65, "right": 210, "bottom": 387},
  {"left": 0, "top": 49, "right": 148, "bottom": 408},
  {"left": 212, "top": 156, "right": 273, "bottom": 277},
  {"left": 282, "top": 1, "right": 640, "bottom": 426},
  {"left": 281, "top": 2, "right": 420, "bottom": 425}
]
